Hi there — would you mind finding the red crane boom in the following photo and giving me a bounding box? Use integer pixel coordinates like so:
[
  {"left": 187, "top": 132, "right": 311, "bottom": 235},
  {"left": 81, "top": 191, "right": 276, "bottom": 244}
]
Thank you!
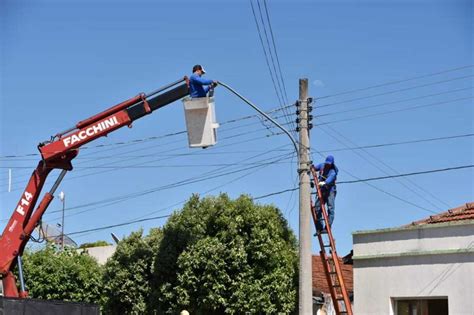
[{"left": 0, "top": 77, "right": 189, "bottom": 297}]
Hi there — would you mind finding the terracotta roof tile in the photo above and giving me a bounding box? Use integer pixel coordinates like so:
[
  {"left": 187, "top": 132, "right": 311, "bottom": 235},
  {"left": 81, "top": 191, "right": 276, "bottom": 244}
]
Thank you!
[
  {"left": 408, "top": 202, "right": 474, "bottom": 226},
  {"left": 312, "top": 254, "right": 353, "bottom": 294}
]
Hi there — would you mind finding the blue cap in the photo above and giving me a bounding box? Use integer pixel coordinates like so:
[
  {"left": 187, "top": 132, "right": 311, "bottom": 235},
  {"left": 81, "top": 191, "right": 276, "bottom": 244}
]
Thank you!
[{"left": 325, "top": 155, "right": 334, "bottom": 164}]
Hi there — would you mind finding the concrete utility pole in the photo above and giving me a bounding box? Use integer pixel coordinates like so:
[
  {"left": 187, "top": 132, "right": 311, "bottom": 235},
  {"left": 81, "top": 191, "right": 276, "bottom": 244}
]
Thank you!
[{"left": 298, "top": 78, "right": 312, "bottom": 314}]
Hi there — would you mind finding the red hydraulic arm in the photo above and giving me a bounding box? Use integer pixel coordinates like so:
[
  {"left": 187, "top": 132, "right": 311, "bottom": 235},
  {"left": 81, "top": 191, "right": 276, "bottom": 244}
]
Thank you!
[{"left": 0, "top": 77, "right": 189, "bottom": 298}]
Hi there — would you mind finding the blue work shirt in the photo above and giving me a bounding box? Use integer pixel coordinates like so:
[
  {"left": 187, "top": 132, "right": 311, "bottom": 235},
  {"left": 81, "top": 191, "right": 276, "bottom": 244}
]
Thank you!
[
  {"left": 314, "top": 163, "right": 338, "bottom": 192},
  {"left": 189, "top": 73, "right": 214, "bottom": 98}
]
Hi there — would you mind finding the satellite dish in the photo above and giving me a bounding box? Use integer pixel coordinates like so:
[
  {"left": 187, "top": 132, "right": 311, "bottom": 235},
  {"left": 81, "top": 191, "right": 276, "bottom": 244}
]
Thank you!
[{"left": 37, "top": 222, "right": 78, "bottom": 248}]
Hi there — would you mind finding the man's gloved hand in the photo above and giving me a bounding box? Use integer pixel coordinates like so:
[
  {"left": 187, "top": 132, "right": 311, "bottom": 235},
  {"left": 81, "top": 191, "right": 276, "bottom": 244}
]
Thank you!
[
  {"left": 318, "top": 181, "right": 326, "bottom": 187},
  {"left": 212, "top": 81, "right": 218, "bottom": 88}
]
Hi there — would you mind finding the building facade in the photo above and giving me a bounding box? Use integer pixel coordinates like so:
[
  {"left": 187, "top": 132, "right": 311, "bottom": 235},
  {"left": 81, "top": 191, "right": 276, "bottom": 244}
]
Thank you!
[{"left": 352, "top": 202, "right": 474, "bottom": 315}]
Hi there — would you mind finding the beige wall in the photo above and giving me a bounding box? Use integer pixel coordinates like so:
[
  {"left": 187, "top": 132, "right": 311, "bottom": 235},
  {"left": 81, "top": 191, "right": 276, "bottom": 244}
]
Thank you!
[{"left": 352, "top": 221, "right": 474, "bottom": 315}]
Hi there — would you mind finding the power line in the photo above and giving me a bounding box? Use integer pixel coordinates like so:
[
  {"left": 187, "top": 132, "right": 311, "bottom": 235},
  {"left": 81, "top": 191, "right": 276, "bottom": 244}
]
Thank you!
[
  {"left": 57, "top": 214, "right": 172, "bottom": 237},
  {"left": 39, "top": 163, "right": 474, "bottom": 239},
  {"left": 263, "top": 0, "right": 289, "bottom": 102},
  {"left": 260, "top": 0, "right": 295, "bottom": 135},
  {"left": 319, "top": 124, "right": 450, "bottom": 210},
  {"left": 320, "top": 133, "right": 474, "bottom": 153},
  {"left": 249, "top": 0, "right": 296, "bottom": 137},
  {"left": 0, "top": 102, "right": 292, "bottom": 160},
  {"left": 2, "top": 151, "right": 294, "bottom": 224},
  {"left": 256, "top": 0, "right": 285, "bottom": 104},
  {"left": 319, "top": 96, "right": 472, "bottom": 126},
  {"left": 45, "top": 155, "right": 282, "bottom": 224},
  {"left": 3, "top": 132, "right": 472, "bottom": 163},
  {"left": 254, "top": 187, "right": 298, "bottom": 200},
  {"left": 317, "top": 87, "right": 472, "bottom": 117},
  {"left": 0, "top": 161, "right": 294, "bottom": 169},
  {"left": 0, "top": 124, "right": 293, "bottom": 191},
  {"left": 338, "top": 165, "right": 473, "bottom": 184},
  {"left": 316, "top": 75, "right": 473, "bottom": 108},
  {"left": 249, "top": 0, "right": 285, "bottom": 107},
  {"left": 3, "top": 69, "right": 470, "bottom": 160},
  {"left": 42, "top": 149, "right": 295, "bottom": 215},
  {"left": 315, "top": 65, "right": 473, "bottom": 100},
  {"left": 255, "top": 164, "right": 472, "bottom": 212},
  {"left": 310, "top": 149, "right": 435, "bottom": 213}
]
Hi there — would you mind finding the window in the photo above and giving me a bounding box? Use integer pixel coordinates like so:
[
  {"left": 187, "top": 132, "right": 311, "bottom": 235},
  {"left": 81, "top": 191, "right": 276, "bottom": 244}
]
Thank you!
[{"left": 395, "top": 298, "right": 448, "bottom": 315}]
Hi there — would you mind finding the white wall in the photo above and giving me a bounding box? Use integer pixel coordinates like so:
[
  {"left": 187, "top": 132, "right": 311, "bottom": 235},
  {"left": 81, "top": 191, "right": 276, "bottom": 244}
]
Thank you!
[
  {"left": 352, "top": 222, "right": 474, "bottom": 315},
  {"left": 82, "top": 245, "right": 117, "bottom": 265}
]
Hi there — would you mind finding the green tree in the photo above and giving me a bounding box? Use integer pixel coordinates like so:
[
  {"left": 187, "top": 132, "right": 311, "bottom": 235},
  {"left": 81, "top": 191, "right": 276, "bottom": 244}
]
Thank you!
[
  {"left": 152, "top": 194, "right": 298, "bottom": 314},
  {"left": 102, "top": 228, "right": 162, "bottom": 315},
  {"left": 21, "top": 245, "right": 104, "bottom": 305}
]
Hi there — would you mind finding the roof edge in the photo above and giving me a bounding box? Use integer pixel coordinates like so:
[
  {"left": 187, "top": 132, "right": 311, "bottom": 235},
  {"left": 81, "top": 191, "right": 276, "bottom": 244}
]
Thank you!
[
  {"left": 352, "top": 219, "right": 474, "bottom": 236},
  {"left": 353, "top": 247, "right": 474, "bottom": 261}
]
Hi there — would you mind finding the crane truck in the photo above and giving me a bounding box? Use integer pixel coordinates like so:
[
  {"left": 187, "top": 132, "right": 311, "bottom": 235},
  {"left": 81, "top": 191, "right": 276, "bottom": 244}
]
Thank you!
[{"left": 0, "top": 77, "right": 192, "bottom": 298}]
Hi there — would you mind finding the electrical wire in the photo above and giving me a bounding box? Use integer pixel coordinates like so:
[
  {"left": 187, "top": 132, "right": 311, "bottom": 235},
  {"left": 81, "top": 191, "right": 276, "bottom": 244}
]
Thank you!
[
  {"left": 249, "top": 0, "right": 296, "bottom": 136},
  {"left": 42, "top": 148, "right": 295, "bottom": 216},
  {"left": 319, "top": 133, "right": 474, "bottom": 153},
  {"left": 249, "top": 0, "right": 285, "bottom": 107},
  {"left": 316, "top": 75, "right": 473, "bottom": 108},
  {"left": 52, "top": 214, "right": 172, "bottom": 237},
  {"left": 317, "top": 87, "right": 472, "bottom": 117},
  {"left": 337, "top": 165, "right": 473, "bottom": 184},
  {"left": 315, "top": 65, "right": 473, "bottom": 100},
  {"left": 259, "top": 0, "right": 296, "bottom": 134},
  {"left": 310, "top": 149, "right": 436, "bottom": 213},
  {"left": 318, "top": 96, "right": 472, "bottom": 126},
  {"left": 47, "top": 150, "right": 290, "bottom": 224},
  {"left": 0, "top": 122, "right": 293, "bottom": 191},
  {"left": 319, "top": 124, "right": 451, "bottom": 210}
]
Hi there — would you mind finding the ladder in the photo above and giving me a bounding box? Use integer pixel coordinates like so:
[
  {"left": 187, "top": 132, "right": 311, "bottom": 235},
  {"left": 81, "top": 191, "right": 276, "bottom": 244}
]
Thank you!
[{"left": 310, "top": 165, "right": 353, "bottom": 315}]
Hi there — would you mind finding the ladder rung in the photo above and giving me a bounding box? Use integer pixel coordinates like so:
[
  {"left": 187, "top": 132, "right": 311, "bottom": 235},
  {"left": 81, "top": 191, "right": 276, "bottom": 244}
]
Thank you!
[{"left": 324, "top": 244, "right": 332, "bottom": 247}]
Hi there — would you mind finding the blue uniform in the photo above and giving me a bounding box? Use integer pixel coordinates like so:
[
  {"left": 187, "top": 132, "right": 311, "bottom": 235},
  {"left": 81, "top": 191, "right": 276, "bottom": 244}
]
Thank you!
[
  {"left": 314, "top": 162, "right": 338, "bottom": 193},
  {"left": 314, "top": 162, "right": 338, "bottom": 231},
  {"left": 189, "top": 73, "right": 214, "bottom": 98}
]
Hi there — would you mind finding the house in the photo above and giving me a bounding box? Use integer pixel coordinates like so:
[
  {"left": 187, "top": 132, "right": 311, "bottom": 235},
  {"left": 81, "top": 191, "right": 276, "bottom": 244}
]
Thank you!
[
  {"left": 312, "top": 254, "right": 353, "bottom": 315},
  {"left": 352, "top": 202, "right": 474, "bottom": 315}
]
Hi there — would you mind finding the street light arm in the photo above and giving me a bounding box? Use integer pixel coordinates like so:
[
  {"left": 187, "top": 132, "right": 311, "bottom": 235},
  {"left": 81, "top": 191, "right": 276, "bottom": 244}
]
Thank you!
[{"left": 218, "top": 82, "right": 299, "bottom": 159}]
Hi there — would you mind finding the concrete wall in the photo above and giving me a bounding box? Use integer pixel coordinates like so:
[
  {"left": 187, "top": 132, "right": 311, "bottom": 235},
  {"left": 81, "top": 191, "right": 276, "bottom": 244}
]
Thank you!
[
  {"left": 352, "top": 221, "right": 474, "bottom": 315},
  {"left": 82, "top": 245, "right": 117, "bottom": 265}
]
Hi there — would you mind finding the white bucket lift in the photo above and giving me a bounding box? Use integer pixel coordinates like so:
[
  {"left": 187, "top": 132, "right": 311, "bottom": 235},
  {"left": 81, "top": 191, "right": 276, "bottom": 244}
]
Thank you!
[{"left": 182, "top": 96, "right": 219, "bottom": 148}]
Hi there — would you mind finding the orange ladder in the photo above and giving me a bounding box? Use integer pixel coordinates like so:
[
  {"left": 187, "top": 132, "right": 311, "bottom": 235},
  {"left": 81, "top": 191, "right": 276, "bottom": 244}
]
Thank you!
[{"left": 310, "top": 165, "right": 353, "bottom": 315}]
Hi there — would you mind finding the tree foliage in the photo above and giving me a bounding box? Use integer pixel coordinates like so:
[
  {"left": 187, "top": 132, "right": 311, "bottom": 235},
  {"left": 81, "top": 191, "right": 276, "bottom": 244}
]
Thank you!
[
  {"left": 19, "top": 194, "right": 298, "bottom": 315},
  {"left": 152, "top": 194, "right": 298, "bottom": 314},
  {"left": 21, "top": 245, "right": 104, "bottom": 305},
  {"left": 102, "top": 228, "right": 162, "bottom": 315}
]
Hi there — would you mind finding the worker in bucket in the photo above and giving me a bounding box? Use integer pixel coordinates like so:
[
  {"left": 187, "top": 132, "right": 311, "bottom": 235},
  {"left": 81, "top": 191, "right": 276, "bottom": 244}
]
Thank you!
[
  {"left": 314, "top": 155, "right": 338, "bottom": 233},
  {"left": 189, "top": 64, "right": 218, "bottom": 98}
]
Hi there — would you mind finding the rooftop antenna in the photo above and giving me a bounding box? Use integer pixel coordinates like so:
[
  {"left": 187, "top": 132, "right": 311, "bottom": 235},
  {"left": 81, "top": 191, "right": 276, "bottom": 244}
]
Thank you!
[{"left": 111, "top": 233, "right": 121, "bottom": 244}]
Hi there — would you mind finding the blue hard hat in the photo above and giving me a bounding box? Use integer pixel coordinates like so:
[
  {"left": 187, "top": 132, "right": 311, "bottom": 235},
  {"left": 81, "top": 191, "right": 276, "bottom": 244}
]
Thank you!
[{"left": 325, "top": 155, "right": 335, "bottom": 164}]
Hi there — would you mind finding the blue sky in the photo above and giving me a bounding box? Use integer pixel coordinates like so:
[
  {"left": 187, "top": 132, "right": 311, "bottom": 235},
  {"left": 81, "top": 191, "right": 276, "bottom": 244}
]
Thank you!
[{"left": 1, "top": 0, "right": 472, "bottom": 255}]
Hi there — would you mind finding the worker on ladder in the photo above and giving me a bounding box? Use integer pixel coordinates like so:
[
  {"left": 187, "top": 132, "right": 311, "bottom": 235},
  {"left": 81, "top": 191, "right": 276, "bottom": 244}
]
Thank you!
[
  {"left": 189, "top": 64, "right": 218, "bottom": 98},
  {"left": 314, "top": 155, "right": 338, "bottom": 233}
]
